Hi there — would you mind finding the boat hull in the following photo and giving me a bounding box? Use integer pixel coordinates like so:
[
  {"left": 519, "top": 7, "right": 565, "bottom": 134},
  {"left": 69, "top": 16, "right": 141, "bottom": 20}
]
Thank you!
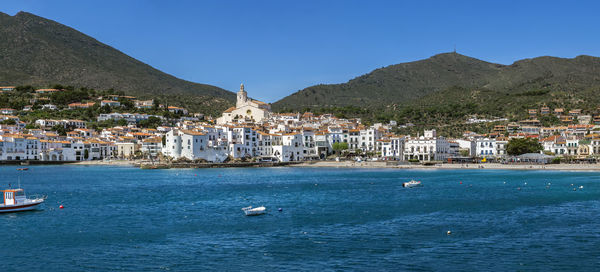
[
  {"left": 403, "top": 181, "right": 422, "bottom": 188},
  {"left": 245, "top": 211, "right": 266, "bottom": 216},
  {"left": 0, "top": 202, "right": 43, "bottom": 213},
  {"left": 242, "top": 206, "right": 266, "bottom": 216}
]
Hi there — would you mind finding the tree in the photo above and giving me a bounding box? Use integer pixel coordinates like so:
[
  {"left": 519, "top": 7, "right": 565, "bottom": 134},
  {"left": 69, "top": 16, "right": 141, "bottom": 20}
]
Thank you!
[
  {"left": 332, "top": 142, "right": 349, "bottom": 154},
  {"left": 100, "top": 105, "right": 112, "bottom": 114},
  {"left": 117, "top": 118, "right": 128, "bottom": 126},
  {"left": 0, "top": 119, "right": 16, "bottom": 125},
  {"left": 52, "top": 124, "right": 68, "bottom": 136},
  {"left": 506, "top": 138, "right": 543, "bottom": 155},
  {"left": 24, "top": 123, "right": 39, "bottom": 129},
  {"left": 139, "top": 116, "right": 162, "bottom": 128}
]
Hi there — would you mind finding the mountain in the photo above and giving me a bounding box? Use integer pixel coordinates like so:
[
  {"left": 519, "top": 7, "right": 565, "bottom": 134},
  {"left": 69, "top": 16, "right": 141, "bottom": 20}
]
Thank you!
[
  {"left": 273, "top": 53, "right": 600, "bottom": 118},
  {"left": 0, "top": 11, "right": 235, "bottom": 114}
]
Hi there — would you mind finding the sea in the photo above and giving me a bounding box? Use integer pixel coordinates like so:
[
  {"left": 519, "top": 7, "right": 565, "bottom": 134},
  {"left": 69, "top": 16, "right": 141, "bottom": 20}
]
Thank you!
[{"left": 1, "top": 165, "right": 600, "bottom": 271}]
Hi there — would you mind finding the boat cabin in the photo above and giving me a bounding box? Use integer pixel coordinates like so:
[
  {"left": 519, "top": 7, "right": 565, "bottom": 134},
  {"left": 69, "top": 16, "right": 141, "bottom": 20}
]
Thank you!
[{"left": 1, "top": 189, "right": 25, "bottom": 206}]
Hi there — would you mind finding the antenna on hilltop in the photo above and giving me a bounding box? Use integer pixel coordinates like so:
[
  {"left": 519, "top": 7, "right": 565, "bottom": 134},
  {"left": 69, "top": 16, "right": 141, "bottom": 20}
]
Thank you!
[{"left": 453, "top": 44, "right": 456, "bottom": 54}]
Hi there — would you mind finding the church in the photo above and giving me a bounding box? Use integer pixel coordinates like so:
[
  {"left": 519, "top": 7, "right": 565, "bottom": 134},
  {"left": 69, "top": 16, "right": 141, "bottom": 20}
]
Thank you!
[{"left": 216, "top": 84, "right": 271, "bottom": 124}]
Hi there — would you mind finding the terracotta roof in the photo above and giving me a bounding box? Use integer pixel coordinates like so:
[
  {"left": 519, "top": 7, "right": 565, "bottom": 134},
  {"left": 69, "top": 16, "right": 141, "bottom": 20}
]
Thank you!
[
  {"left": 143, "top": 137, "right": 163, "bottom": 143},
  {"left": 181, "top": 130, "right": 205, "bottom": 136}
]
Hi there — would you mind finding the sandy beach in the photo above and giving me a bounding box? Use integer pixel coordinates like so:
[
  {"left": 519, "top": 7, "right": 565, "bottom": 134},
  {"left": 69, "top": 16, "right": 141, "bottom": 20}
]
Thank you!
[
  {"left": 294, "top": 161, "right": 600, "bottom": 171},
  {"left": 71, "top": 160, "right": 137, "bottom": 166},
  {"left": 65, "top": 159, "right": 600, "bottom": 171}
]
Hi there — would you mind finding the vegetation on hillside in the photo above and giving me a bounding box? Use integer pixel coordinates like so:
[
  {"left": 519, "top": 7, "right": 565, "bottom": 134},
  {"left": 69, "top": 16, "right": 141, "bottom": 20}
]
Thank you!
[
  {"left": 274, "top": 53, "right": 600, "bottom": 137},
  {"left": 0, "top": 11, "right": 234, "bottom": 114},
  {"left": 0, "top": 85, "right": 198, "bottom": 129}
]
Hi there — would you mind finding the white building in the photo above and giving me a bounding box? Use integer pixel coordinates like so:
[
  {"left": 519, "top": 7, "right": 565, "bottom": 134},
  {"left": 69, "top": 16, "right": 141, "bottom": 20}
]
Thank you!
[
  {"left": 454, "top": 139, "right": 476, "bottom": 157},
  {"left": 359, "top": 128, "right": 380, "bottom": 152},
  {"left": 162, "top": 129, "right": 228, "bottom": 162},
  {"left": 42, "top": 104, "right": 58, "bottom": 110},
  {"left": 141, "top": 137, "right": 163, "bottom": 157},
  {"left": 97, "top": 113, "right": 162, "bottom": 124},
  {"left": 403, "top": 130, "right": 450, "bottom": 161},
  {"left": 272, "top": 133, "right": 304, "bottom": 162},
  {"left": 0, "top": 135, "right": 39, "bottom": 161},
  {"left": 217, "top": 84, "right": 271, "bottom": 124},
  {"left": 475, "top": 138, "right": 497, "bottom": 158}
]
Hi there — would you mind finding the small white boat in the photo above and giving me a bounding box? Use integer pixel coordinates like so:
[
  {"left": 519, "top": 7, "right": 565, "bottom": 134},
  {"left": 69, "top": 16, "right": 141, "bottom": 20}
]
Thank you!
[
  {"left": 242, "top": 206, "right": 266, "bottom": 216},
  {"left": 403, "top": 180, "right": 422, "bottom": 188},
  {"left": 0, "top": 188, "right": 46, "bottom": 213}
]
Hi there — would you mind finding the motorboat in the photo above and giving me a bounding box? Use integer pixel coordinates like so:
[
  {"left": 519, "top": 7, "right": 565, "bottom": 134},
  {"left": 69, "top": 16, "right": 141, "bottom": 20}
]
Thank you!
[
  {"left": 16, "top": 168, "right": 29, "bottom": 171},
  {"left": 0, "top": 188, "right": 46, "bottom": 213},
  {"left": 403, "top": 180, "right": 422, "bottom": 188},
  {"left": 242, "top": 206, "right": 266, "bottom": 216}
]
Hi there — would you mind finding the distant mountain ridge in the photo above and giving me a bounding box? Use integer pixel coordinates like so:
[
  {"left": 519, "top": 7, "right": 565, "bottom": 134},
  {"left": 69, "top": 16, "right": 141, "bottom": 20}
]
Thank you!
[
  {"left": 273, "top": 52, "right": 600, "bottom": 112},
  {"left": 0, "top": 11, "right": 235, "bottom": 113}
]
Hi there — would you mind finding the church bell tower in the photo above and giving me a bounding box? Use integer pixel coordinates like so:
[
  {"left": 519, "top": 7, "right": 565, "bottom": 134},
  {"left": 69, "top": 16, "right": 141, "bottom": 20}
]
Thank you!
[{"left": 237, "top": 83, "right": 248, "bottom": 108}]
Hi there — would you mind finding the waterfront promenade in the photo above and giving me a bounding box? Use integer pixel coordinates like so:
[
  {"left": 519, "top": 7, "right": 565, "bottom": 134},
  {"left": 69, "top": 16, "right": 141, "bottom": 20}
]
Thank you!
[
  {"left": 296, "top": 161, "right": 600, "bottom": 171},
  {"left": 7, "top": 158, "right": 600, "bottom": 171}
]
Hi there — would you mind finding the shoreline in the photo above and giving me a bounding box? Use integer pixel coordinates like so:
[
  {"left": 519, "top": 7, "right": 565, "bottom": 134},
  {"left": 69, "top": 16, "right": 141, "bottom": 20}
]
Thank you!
[
  {"left": 4, "top": 160, "right": 600, "bottom": 171},
  {"left": 71, "top": 160, "right": 137, "bottom": 166},
  {"left": 293, "top": 161, "right": 600, "bottom": 171}
]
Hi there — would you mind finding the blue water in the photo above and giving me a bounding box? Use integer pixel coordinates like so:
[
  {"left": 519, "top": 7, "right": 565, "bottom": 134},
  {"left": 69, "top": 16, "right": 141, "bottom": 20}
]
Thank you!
[{"left": 1, "top": 166, "right": 600, "bottom": 271}]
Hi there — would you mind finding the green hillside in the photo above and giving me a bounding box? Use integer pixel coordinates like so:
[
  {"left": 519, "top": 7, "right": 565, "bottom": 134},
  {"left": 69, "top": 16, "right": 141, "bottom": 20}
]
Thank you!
[
  {"left": 0, "top": 11, "right": 235, "bottom": 115},
  {"left": 274, "top": 52, "right": 600, "bottom": 133}
]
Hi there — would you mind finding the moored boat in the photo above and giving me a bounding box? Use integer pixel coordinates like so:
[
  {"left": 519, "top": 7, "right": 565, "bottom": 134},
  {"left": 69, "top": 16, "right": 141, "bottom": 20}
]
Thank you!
[
  {"left": 403, "top": 180, "right": 422, "bottom": 188},
  {"left": 16, "top": 168, "right": 29, "bottom": 171},
  {"left": 242, "top": 206, "right": 266, "bottom": 216},
  {"left": 0, "top": 188, "right": 46, "bottom": 213}
]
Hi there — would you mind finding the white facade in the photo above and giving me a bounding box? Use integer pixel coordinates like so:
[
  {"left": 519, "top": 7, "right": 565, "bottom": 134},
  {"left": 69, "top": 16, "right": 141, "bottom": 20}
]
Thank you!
[
  {"left": 217, "top": 84, "right": 271, "bottom": 124},
  {"left": 272, "top": 133, "right": 304, "bottom": 162},
  {"left": 162, "top": 129, "right": 228, "bottom": 162},
  {"left": 403, "top": 131, "right": 450, "bottom": 161},
  {"left": 476, "top": 138, "right": 497, "bottom": 157},
  {"left": 359, "top": 128, "right": 380, "bottom": 152}
]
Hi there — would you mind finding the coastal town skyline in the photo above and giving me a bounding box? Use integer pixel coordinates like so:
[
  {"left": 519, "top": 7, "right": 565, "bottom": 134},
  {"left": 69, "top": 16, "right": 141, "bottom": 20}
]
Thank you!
[
  {"left": 3, "top": 2, "right": 600, "bottom": 271},
  {"left": 3, "top": 0, "right": 600, "bottom": 102},
  {"left": 1, "top": 82, "right": 599, "bottom": 166}
]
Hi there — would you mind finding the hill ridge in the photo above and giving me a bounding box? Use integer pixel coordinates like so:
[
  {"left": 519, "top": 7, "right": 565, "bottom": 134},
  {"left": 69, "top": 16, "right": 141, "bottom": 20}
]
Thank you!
[
  {"left": 0, "top": 11, "right": 235, "bottom": 114},
  {"left": 273, "top": 52, "right": 600, "bottom": 113}
]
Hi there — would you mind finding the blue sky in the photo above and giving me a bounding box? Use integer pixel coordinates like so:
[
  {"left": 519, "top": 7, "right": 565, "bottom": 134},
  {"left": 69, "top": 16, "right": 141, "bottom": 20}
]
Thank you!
[{"left": 2, "top": 1, "right": 599, "bottom": 102}]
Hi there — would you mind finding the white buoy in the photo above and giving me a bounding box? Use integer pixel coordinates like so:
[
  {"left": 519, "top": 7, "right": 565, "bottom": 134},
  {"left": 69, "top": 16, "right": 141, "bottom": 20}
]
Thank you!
[
  {"left": 579, "top": 186, "right": 584, "bottom": 189},
  {"left": 447, "top": 230, "right": 452, "bottom": 235}
]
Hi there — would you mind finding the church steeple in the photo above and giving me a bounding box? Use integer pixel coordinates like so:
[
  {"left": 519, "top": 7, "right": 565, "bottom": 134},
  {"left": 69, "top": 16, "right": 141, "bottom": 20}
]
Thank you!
[{"left": 236, "top": 83, "right": 248, "bottom": 108}]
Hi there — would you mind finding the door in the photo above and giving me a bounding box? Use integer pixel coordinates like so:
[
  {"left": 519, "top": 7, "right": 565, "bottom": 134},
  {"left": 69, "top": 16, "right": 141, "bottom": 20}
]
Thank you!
[{"left": 4, "top": 191, "right": 14, "bottom": 205}]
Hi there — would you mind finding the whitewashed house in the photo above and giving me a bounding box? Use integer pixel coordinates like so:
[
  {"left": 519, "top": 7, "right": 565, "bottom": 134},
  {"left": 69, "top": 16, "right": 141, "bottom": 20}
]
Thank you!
[{"left": 403, "top": 130, "right": 450, "bottom": 161}]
